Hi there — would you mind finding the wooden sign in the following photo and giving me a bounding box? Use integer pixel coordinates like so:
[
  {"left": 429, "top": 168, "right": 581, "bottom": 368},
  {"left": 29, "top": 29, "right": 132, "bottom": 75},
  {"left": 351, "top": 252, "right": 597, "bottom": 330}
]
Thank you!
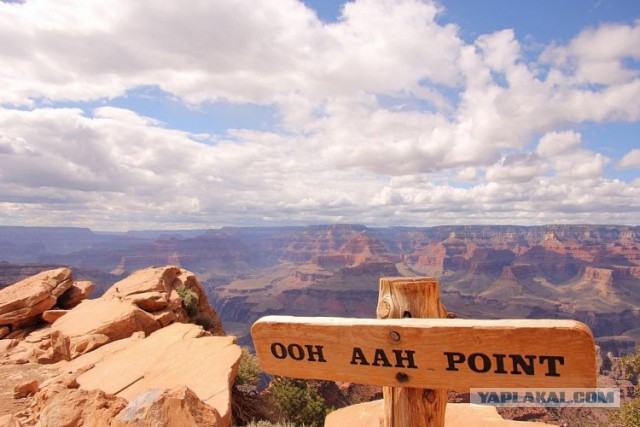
[{"left": 251, "top": 316, "right": 596, "bottom": 391}]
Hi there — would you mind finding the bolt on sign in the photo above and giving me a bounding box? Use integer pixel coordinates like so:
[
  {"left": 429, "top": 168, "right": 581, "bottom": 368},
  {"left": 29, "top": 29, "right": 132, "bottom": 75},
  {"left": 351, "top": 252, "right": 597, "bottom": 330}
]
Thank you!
[{"left": 251, "top": 316, "right": 596, "bottom": 390}]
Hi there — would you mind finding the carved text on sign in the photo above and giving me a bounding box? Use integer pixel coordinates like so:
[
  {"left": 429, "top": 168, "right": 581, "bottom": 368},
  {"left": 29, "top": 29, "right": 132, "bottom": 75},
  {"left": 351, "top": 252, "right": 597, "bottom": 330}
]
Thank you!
[{"left": 251, "top": 316, "right": 596, "bottom": 390}]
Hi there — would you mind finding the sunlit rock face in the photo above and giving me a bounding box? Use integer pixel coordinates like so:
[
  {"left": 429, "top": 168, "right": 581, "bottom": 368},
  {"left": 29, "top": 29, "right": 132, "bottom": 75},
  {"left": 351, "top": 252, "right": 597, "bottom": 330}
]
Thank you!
[
  {"left": 208, "top": 225, "right": 640, "bottom": 354},
  {"left": 1, "top": 224, "right": 639, "bottom": 355},
  {"left": 0, "top": 267, "right": 240, "bottom": 427}
]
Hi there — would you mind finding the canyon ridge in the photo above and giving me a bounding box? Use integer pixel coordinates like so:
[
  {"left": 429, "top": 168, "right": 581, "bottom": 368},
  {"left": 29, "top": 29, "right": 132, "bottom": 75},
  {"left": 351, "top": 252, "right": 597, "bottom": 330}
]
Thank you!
[{"left": 1, "top": 224, "right": 639, "bottom": 357}]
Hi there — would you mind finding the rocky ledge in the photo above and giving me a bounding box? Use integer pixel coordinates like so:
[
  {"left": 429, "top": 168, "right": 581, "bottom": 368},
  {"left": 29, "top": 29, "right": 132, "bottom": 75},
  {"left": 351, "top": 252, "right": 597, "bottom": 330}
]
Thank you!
[{"left": 0, "top": 266, "right": 241, "bottom": 426}]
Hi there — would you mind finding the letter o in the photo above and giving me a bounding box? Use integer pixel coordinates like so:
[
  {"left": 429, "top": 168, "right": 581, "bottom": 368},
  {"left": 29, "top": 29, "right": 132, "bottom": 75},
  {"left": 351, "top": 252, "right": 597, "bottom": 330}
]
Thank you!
[
  {"left": 271, "top": 342, "right": 287, "bottom": 359},
  {"left": 287, "top": 343, "right": 305, "bottom": 361},
  {"left": 468, "top": 353, "right": 491, "bottom": 373}
]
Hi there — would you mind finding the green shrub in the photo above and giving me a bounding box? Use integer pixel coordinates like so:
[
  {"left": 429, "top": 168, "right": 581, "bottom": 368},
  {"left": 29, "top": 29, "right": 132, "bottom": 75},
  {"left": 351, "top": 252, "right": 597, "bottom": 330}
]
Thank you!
[
  {"left": 269, "top": 377, "right": 329, "bottom": 427},
  {"left": 236, "top": 347, "right": 261, "bottom": 387},
  {"left": 620, "top": 346, "right": 640, "bottom": 386},
  {"left": 176, "top": 286, "right": 199, "bottom": 317},
  {"left": 610, "top": 346, "right": 640, "bottom": 426},
  {"left": 613, "top": 399, "right": 640, "bottom": 427}
]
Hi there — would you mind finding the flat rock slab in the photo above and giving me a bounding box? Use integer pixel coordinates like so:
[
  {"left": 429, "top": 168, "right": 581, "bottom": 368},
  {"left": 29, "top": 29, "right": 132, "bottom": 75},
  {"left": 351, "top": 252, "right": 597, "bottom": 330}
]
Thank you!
[
  {"left": 325, "top": 400, "right": 556, "bottom": 426},
  {"left": 112, "top": 386, "right": 222, "bottom": 427},
  {"left": 70, "top": 322, "right": 241, "bottom": 426},
  {"left": 0, "top": 268, "right": 72, "bottom": 326},
  {"left": 57, "top": 280, "right": 94, "bottom": 310},
  {"left": 42, "top": 310, "right": 67, "bottom": 324},
  {"left": 50, "top": 297, "right": 159, "bottom": 360}
]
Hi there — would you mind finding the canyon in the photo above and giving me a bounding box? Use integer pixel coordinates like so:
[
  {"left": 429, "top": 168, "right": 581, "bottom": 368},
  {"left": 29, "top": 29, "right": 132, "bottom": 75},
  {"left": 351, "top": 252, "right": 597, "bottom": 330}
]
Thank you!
[{"left": 1, "top": 224, "right": 639, "bottom": 356}]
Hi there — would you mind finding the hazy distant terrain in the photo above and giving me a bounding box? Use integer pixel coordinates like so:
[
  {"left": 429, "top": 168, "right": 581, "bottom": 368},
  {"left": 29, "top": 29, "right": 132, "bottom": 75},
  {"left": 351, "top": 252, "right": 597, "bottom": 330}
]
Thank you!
[{"left": 1, "top": 224, "right": 638, "bottom": 355}]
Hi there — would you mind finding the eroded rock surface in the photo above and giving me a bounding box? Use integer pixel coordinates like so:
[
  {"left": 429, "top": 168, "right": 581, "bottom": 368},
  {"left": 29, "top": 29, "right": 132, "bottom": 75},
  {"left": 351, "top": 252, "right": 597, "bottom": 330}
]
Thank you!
[
  {"left": 0, "top": 266, "right": 240, "bottom": 427},
  {"left": 70, "top": 322, "right": 240, "bottom": 425},
  {"left": 324, "top": 400, "right": 557, "bottom": 427},
  {"left": 0, "top": 268, "right": 73, "bottom": 328},
  {"left": 46, "top": 266, "right": 225, "bottom": 361},
  {"left": 113, "top": 386, "right": 222, "bottom": 427},
  {"left": 56, "top": 280, "right": 94, "bottom": 310}
]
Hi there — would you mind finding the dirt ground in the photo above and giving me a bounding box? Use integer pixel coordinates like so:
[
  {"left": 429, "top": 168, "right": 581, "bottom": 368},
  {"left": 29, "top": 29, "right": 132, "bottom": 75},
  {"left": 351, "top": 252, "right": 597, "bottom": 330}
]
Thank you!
[{"left": 0, "top": 363, "right": 59, "bottom": 418}]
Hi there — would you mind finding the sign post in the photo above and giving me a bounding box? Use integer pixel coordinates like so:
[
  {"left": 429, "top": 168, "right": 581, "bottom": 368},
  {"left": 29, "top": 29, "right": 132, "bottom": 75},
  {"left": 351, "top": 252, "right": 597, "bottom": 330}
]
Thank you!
[
  {"left": 377, "top": 277, "right": 448, "bottom": 427},
  {"left": 250, "top": 278, "right": 597, "bottom": 427}
]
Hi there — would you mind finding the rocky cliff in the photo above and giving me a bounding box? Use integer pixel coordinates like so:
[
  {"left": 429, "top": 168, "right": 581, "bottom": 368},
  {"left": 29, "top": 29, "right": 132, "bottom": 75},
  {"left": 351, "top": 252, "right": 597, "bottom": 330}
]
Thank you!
[
  {"left": 1, "top": 224, "right": 639, "bottom": 355},
  {"left": 208, "top": 225, "right": 640, "bottom": 354},
  {"left": 0, "top": 266, "right": 240, "bottom": 426}
]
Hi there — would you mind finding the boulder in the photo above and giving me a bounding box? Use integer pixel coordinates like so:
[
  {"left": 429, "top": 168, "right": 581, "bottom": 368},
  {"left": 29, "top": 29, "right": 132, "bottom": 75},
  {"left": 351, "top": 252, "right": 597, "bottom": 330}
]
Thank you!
[
  {"left": 324, "top": 401, "right": 557, "bottom": 427},
  {"left": 50, "top": 297, "right": 159, "bottom": 361},
  {"left": 57, "top": 280, "right": 94, "bottom": 310},
  {"left": 41, "top": 310, "right": 67, "bottom": 324},
  {"left": 0, "top": 266, "right": 238, "bottom": 426},
  {"left": 0, "top": 414, "right": 20, "bottom": 427},
  {"left": 0, "top": 268, "right": 73, "bottom": 327},
  {"left": 47, "top": 266, "right": 225, "bottom": 361},
  {"left": 0, "top": 326, "right": 53, "bottom": 365},
  {"left": 32, "top": 382, "right": 127, "bottom": 427},
  {"left": 127, "top": 291, "right": 168, "bottom": 312},
  {"left": 103, "top": 266, "right": 224, "bottom": 335},
  {"left": 69, "top": 322, "right": 241, "bottom": 426},
  {"left": 324, "top": 399, "right": 384, "bottom": 427},
  {"left": 13, "top": 379, "right": 38, "bottom": 398},
  {"left": 112, "top": 386, "right": 222, "bottom": 427}
]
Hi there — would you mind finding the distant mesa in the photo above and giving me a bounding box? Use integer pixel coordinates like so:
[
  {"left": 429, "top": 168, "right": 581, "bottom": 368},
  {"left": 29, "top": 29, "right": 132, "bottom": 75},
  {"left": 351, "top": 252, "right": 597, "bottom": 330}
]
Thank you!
[{"left": 0, "top": 224, "right": 639, "bottom": 357}]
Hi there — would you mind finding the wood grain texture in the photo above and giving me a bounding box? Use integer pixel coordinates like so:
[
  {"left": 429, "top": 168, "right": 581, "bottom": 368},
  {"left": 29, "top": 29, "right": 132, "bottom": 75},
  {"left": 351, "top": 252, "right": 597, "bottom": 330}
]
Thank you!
[
  {"left": 378, "top": 277, "right": 447, "bottom": 427},
  {"left": 250, "top": 316, "right": 597, "bottom": 390}
]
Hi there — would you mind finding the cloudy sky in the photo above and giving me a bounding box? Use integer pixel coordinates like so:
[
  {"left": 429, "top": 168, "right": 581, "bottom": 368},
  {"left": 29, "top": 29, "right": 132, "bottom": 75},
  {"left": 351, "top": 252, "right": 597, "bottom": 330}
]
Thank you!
[{"left": 1, "top": 0, "right": 639, "bottom": 230}]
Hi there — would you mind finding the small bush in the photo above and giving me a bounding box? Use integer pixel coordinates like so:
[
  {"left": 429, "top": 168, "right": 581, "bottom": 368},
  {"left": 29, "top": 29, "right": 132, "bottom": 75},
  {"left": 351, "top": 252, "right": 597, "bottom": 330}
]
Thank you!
[
  {"left": 610, "top": 346, "right": 640, "bottom": 426},
  {"left": 612, "top": 398, "right": 640, "bottom": 427},
  {"left": 269, "top": 377, "right": 329, "bottom": 427},
  {"left": 176, "top": 286, "right": 199, "bottom": 317},
  {"left": 620, "top": 346, "right": 640, "bottom": 386},
  {"left": 236, "top": 347, "right": 261, "bottom": 387}
]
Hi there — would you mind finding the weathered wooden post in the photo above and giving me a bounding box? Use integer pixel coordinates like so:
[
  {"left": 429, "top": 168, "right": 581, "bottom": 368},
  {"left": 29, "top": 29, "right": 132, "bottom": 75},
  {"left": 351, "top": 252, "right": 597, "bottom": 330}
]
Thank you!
[{"left": 377, "top": 277, "right": 448, "bottom": 427}]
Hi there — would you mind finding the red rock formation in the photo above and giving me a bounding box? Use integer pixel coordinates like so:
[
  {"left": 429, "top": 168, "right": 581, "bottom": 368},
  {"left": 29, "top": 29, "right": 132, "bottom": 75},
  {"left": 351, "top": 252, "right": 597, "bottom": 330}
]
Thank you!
[
  {"left": 112, "top": 387, "right": 222, "bottom": 427},
  {"left": 48, "top": 266, "right": 224, "bottom": 361},
  {"left": 0, "top": 267, "right": 240, "bottom": 427},
  {"left": 0, "top": 269, "right": 73, "bottom": 329}
]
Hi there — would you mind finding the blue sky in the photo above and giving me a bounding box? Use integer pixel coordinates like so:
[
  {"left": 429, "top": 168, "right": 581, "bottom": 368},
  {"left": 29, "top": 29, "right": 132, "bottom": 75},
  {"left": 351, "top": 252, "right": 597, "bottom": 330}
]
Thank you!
[{"left": 0, "top": 0, "right": 639, "bottom": 230}]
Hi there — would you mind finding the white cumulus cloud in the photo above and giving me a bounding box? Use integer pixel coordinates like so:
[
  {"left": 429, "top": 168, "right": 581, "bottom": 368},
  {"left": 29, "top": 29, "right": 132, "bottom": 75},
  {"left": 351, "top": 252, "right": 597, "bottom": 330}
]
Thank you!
[{"left": 0, "top": 0, "right": 639, "bottom": 228}]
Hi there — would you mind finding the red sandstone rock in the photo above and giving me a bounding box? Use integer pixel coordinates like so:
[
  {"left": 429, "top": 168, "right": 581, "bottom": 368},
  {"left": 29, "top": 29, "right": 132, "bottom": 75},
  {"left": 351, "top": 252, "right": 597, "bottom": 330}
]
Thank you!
[
  {"left": 32, "top": 382, "right": 127, "bottom": 427},
  {"left": 0, "top": 268, "right": 73, "bottom": 327},
  {"left": 57, "top": 280, "right": 94, "bottom": 309},
  {"left": 41, "top": 309, "right": 67, "bottom": 324},
  {"left": 112, "top": 386, "right": 222, "bottom": 427},
  {"left": 13, "top": 379, "right": 38, "bottom": 398},
  {"left": 127, "top": 291, "right": 168, "bottom": 311},
  {"left": 50, "top": 297, "right": 159, "bottom": 360},
  {"left": 47, "top": 266, "right": 224, "bottom": 361},
  {"left": 68, "top": 322, "right": 241, "bottom": 426},
  {"left": 0, "top": 414, "right": 21, "bottom": 427},
  {"left": 324, "top": 400, "right": 556, "bottom": 427},
  {"left": 103, "top": 266, "right": 224, "bottom": 335},
  {"left": 0, "top": 267, "right": 239, "bottom": 427}
]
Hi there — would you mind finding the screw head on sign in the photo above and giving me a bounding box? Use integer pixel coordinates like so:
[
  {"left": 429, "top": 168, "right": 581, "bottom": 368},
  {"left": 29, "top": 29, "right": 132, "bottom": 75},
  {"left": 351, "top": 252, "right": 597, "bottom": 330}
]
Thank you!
[
  {"left": 389, "top": 331, "right": 401, "bottom": 341},
  {"left": 395, "top": 372, "right": 409, "bottom": 383}
]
